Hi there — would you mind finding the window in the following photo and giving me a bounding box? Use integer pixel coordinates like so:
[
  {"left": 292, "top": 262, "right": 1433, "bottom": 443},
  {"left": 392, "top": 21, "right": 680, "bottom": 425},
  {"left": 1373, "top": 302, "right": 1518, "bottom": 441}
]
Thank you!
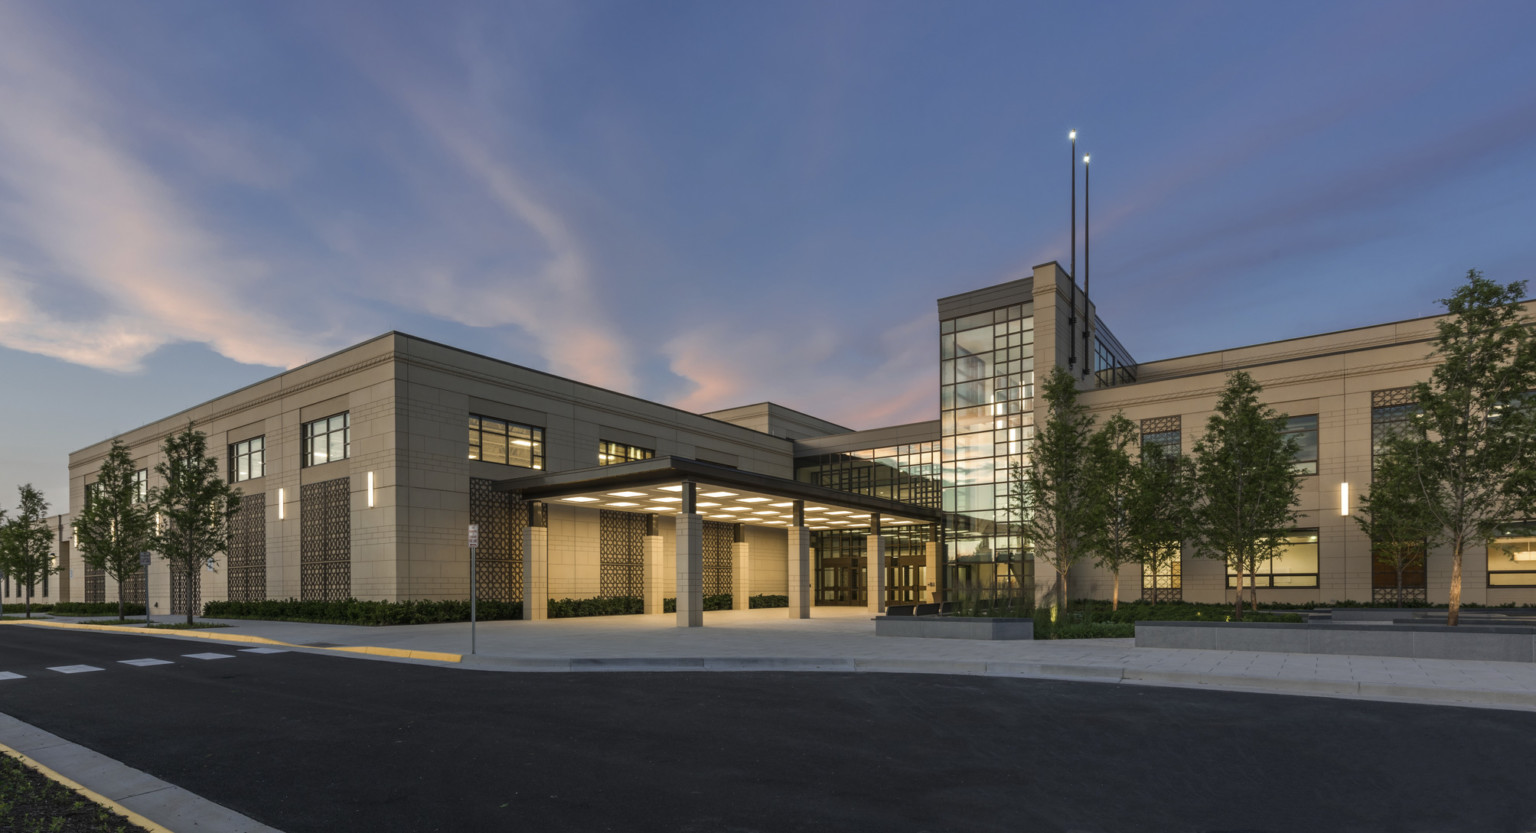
[
  {"left": 303, "top": 413, "right": 350, "bottom": 467},
  {"left": 86, "top": 470, "right": 148, "bottom": 505},
  {"left": 1487, "top": 523, "right": 1536, "bottom": 586},
  {"left": 598, "top": 440, "right": 654, "bottom": 466},
  {"left": 1140, "top": 415, "right": 1180, "bottom": 457},
  {"left": 469, "top": 415, "right": 543, "bottom": 469},
  {"left": 1283, "top": 415, "right": 1318, "bottom": 475},
  {"left": 795, "top": 442, "right": 941, "bottom": 510},
  {"left": 230, "top": 437, "right": 265, "bottom": 482},
  {"left": 1371, "top": 387, "right": 1418, "bottom": 463},
  {"left": 1141, "top": 543, "right": 1182, "bottom": 601},
  {"left": 1228, "top": 530, "right": 1319, "bottom": 588}
]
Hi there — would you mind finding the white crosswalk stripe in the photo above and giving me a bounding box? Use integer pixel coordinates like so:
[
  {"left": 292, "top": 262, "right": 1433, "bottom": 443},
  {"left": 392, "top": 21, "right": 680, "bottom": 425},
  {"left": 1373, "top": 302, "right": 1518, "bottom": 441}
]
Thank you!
[{"left": 5, "top": 648, "right": 288, "bottom": 681}]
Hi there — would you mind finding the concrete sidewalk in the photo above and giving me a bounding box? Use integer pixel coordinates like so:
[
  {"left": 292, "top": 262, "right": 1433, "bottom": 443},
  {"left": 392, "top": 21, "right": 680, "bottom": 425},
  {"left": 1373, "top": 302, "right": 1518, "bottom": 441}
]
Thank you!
[{"left": 20, "top": 607, "right": 1536, "bottom": 712}]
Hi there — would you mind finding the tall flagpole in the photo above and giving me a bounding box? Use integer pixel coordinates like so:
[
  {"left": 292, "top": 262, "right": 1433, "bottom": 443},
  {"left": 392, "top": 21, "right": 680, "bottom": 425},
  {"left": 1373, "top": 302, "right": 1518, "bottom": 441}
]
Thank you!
[
  {"left": 1068, "top": 130, "right": 1077, "bottom": 370},
  {"left": 1082, "top": 152, "right": 1092, "bottom": 379}
]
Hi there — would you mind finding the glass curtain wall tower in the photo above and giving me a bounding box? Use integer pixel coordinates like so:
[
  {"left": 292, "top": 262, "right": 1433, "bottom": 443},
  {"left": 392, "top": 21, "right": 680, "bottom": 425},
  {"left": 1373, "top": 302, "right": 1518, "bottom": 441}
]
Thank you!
[{"left": 940, "top": 301, "right": 1035, "bottom": 591}]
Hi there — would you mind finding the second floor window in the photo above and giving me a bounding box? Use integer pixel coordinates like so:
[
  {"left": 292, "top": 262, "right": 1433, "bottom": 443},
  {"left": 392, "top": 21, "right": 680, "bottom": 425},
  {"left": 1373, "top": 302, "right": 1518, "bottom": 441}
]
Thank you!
[
  {"left": 470, "top": 415, "right": 543, "bottom": 469},
  {"left": 304, "top": 413, "right": 350, "bottom": 467},
  {"left": 1283, "top": 415, "right": 1318, "bottom": 475},
  {"left": 230, "top": 437, "right": 265, "bottom": 482},
  {"left": 598, "top": 441, "right": 654, "bottom": 466}
]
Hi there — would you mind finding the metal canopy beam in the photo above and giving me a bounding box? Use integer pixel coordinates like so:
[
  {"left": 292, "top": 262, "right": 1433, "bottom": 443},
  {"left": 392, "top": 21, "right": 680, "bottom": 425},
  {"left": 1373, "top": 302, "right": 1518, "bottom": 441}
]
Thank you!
[{"left": 493, "top": 455, "right": 941, "bottom": 527}]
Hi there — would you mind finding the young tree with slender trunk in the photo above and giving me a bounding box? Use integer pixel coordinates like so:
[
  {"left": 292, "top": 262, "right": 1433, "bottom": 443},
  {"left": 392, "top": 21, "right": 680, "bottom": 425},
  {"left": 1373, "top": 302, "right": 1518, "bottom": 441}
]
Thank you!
[
  {"left": 151, "top": 424, "right": 240, "bottom": 626},
  {"left": 75, "top": 440, "right": 157, "bottom": 621},
  {"left": 1128, "top": 443, "right": 1195, "bottom": 603},
  {"left": 1084, "top": 413, "right": 1138, "bottom": 610},
  {"left": 0, "top": 485, "right": 58, "bottom": 619},
  {"left": 1022, "top": 366, "right": 1098, "bottom": 618},
  {"left": 1356, "top": 434, "right": 1442, "bottom": 607},
  {"left": 1398, "top": 271, "right": 1536, "bottom": 626},
  {"left": 1190, "top": 372, "right": 1302, "bottom": 621}
]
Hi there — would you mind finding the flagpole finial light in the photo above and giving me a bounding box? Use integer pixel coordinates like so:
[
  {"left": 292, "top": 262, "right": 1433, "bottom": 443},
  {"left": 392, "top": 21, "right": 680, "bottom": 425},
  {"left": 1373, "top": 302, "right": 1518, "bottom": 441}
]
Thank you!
[
  {"left": 1083, "top": 154, "right": 1090, "bottom": 164},
  {"left": 1069, "top": 129, "right": 1076, "bottom": 140}
]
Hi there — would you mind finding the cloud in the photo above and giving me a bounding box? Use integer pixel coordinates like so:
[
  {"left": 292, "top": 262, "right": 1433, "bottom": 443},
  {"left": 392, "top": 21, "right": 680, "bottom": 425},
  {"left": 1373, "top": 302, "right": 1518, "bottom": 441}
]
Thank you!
[
  {"left": 0, "top": 6, "right": 333, "bottom": 373},
  {"left": 328, "top": 14, "right": 640, "bottom": 393},
  {"left": 665, "top": 313, "right": 936, "bottom": 430}
]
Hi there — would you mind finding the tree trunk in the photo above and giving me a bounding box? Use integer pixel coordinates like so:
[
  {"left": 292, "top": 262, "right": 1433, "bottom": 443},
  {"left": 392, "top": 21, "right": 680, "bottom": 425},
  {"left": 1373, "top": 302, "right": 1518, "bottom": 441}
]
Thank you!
[
  {"left": 186, "top": 564, "right": 195, "bottom": 626},
  {"left": 1055, "top": 566, "right": 1068, "bottom": 620},
  {"left": 1396, "top": 561, "right": 1406, "bottom": 608},
  {"left": 1111, "top": 569, "right": 1120, "bottom": 612},
  {"left": 1447, "top": 538, "right": 1464, "bottom": 627},
  {"left": 119, "top": 592, "right": 126, "bottom": 622},
  {"left": 1232, "top": 558, "right": 1245, "bottom": 622},
  {"left": 25, "top": 584, "right": 33, "bottom": 619}
]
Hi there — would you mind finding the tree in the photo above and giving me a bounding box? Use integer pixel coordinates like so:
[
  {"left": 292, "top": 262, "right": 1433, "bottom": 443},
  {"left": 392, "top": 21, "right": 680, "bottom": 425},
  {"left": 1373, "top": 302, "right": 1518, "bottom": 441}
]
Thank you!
[
  {"left": 75, "top": 440, "right": 156, "bottom": 621},
  {"left": 0, "top": 485, "right": 58, "bottom": 619},
  {"left": 1399, "top": 270, "right": 1536, "bottom": 626},
  {"left": 1128, "top": 443, "right": 1195, "bottom": 604},
  {"left": 1190, "top": 372, "right": 1302, "bottom": 621},
  {"left": 1355, "top": 433, "right": 1442, "bottom": 607},
  {"left": 151, "top": 424, "right": 240, "bottom": 625},
  {"left": 1022, "top": 366, "right": 1099, "bottom": 618},
  {"left": 1084, "top": 413, "right": 1138, "bottom": 610}
]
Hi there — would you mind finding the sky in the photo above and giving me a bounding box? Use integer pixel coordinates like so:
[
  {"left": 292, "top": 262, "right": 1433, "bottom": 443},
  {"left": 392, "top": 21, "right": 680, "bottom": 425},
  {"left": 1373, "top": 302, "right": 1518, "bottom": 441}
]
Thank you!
[{"left": 2, "top": 0, "right": 1534, "bottom": 511}]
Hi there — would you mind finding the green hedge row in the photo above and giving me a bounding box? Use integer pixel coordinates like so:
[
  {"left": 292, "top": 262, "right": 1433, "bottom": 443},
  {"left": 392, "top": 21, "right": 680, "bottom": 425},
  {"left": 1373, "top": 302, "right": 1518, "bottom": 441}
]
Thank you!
[
  {"left": 22, "top": 602, "right": 148, "bottom": 616},
  {"left": 555, "top": 593, "right": 790, "bottom": 617},
  {"left": 203, "top": 593, "right": 793, "bottom": 626},
  {"left": 203, "top": 598, "right": 524, "bottom": 625}
]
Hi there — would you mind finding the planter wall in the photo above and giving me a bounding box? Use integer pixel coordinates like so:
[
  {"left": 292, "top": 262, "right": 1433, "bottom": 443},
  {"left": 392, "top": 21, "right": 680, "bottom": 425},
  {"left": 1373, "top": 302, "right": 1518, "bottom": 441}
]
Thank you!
[
  {"left": 875, "top": 616, "right": 1034, "bottom": 641},
  {"left": 1136, "top": 621, "right": 1536, "bottom": 662}
]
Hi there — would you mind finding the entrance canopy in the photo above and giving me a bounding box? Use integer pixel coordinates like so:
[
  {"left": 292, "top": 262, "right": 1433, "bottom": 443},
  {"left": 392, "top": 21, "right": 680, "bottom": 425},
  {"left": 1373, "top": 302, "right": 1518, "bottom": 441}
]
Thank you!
[{"left": 494, "top": 456, "right": 941, "bottom": 530}]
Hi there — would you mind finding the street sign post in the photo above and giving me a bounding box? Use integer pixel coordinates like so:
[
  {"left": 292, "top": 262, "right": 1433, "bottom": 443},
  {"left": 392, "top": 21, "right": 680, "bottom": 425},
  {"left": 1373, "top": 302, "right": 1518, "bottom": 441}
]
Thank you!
[
  {"left": 468, "top": 525, "right": 479, "bottom": 654},
  {"left": 140, "top": 552, "right": 152, "bottom": 625}
]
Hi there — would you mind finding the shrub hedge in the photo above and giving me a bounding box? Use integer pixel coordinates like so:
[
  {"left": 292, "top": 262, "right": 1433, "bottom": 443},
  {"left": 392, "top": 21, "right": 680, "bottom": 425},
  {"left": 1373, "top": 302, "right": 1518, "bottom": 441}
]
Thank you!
[
  {"left": 203, "top": 593, "right": 792, "bottom": 626},
  {"left": 42, "top": 602, "right": 148, "bottom": 616},
  {"left": 203, "top": 598, "right": 524, "bottom": 626}
]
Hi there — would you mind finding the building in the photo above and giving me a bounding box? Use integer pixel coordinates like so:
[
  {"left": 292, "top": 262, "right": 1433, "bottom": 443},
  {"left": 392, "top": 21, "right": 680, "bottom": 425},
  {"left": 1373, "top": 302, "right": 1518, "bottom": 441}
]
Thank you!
[{"left": 13, "top": 261, "right": 1533, "bottom": 620}]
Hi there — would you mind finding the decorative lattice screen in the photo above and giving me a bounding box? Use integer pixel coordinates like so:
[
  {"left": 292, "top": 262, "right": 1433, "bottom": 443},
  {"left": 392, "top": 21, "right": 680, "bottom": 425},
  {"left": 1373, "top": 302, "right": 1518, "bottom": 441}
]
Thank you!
[{"left": 301, "top": 477, "right": 351, "bottom": 602}]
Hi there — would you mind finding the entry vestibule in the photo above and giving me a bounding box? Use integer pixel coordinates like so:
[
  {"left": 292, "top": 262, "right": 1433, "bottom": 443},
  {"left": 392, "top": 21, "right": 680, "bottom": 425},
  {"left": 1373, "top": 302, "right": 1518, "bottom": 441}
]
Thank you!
[{"left": 501, "top": 457, "right": 941, "bottom": 627}]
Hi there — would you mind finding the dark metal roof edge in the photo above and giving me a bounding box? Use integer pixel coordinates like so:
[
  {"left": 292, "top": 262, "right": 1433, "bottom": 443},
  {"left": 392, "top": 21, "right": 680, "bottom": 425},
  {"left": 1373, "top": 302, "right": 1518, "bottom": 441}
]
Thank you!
[{"left": 493, "top": 455, "right": 941, "bottom": 521}]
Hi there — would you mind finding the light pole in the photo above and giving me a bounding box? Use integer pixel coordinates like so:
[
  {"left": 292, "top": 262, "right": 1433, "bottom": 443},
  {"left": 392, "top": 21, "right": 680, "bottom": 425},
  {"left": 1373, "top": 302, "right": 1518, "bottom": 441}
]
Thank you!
[
  {"left": 1068, "top": 129, "right": 1078, "bottom": 370},
  {"left": 1082, "top": 152, "right": 1091, "bottom": 379}
]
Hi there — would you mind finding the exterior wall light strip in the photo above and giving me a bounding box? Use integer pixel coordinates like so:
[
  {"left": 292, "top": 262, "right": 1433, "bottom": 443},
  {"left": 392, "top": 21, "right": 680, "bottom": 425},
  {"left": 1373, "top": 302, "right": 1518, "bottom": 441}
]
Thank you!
[
  {"left": 278, "top": 488, "right": 285, "bottom": 520},
  {"left": 1340, "top": 482, "right": 1349, "bottom": 516},
  {"left": 368, "top": 472, "right": 376, "bottom": 508}
]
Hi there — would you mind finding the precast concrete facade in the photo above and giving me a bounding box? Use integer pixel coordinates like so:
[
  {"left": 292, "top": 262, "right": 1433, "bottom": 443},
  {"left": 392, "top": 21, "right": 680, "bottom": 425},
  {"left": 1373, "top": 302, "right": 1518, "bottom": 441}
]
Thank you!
[{"left": 37, "top": 264, "right": 1536, "bottom": 620}]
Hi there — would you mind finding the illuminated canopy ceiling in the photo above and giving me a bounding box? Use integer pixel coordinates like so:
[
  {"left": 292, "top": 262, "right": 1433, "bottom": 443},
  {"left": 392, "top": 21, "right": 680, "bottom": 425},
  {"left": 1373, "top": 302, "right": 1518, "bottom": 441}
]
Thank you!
[{"left": 495, "top": 456, "right": 940, "bottom": 531}]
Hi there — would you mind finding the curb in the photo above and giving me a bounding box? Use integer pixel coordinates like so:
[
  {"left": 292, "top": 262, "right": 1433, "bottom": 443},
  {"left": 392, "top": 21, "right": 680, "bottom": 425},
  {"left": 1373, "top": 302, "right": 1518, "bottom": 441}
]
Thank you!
[
  {"left": 0, "top": 713, "right": 284, "bottom": 833},
  {"left": 0, "top": 742, "right": 172, "bottom": 833},
  {"left": 1, "top": 619, "right": 463, "bottom": 665}
]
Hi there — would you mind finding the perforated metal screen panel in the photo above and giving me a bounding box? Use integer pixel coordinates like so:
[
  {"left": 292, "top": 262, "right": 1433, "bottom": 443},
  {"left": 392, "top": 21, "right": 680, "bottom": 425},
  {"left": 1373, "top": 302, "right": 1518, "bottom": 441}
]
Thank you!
[
  {"left": 301, "top": 477, "right": 351, "bottom": 602},
  {"left": 228, "top": 492, "right": 267, "bottom": 602},
  {"left": 471, "top": 478, "right": 525, "bottom": 602},
  {"left": 600, "top": 510, "right": 645, "bottom": 599}
]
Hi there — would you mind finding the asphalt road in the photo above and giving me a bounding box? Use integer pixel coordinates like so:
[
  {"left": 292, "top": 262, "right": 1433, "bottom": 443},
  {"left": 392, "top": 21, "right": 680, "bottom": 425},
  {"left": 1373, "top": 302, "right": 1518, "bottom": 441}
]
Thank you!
[{"left": 3, "top": 626, "right": 1536, "bottom": 833}]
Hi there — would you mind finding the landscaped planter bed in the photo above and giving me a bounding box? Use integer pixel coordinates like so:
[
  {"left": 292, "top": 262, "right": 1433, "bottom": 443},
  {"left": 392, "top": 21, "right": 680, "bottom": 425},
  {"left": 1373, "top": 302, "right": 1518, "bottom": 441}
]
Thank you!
[
  {"left": 875, "top": 615, "right": 1034, "bottom": 640},
  {"left": 1135, "top": 620, "right": 1536, "bottom": 662}
]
